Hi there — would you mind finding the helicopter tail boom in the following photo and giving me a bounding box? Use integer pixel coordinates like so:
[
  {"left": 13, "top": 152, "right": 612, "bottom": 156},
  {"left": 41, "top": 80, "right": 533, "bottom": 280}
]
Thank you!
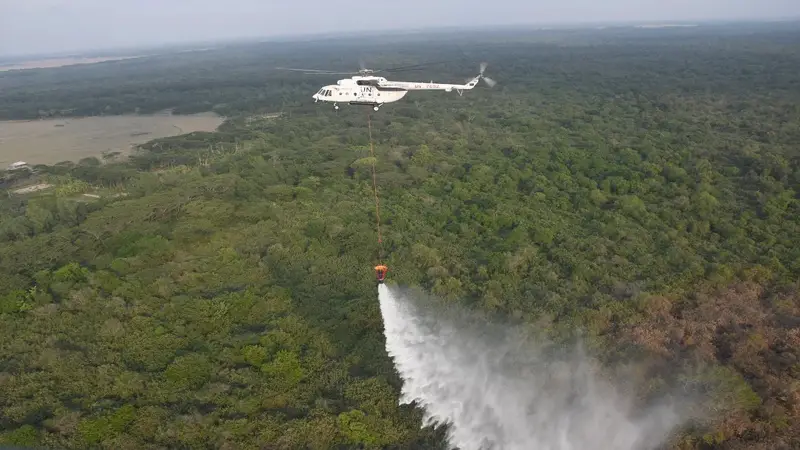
[{"left": 378, "top": 62, "right": 494, "bottom": 92}]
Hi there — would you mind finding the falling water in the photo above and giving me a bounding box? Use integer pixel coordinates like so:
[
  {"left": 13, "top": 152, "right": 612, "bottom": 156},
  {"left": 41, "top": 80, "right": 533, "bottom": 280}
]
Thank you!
[{"left": 378, "top": 284, "right": 689, "bottom": 450}]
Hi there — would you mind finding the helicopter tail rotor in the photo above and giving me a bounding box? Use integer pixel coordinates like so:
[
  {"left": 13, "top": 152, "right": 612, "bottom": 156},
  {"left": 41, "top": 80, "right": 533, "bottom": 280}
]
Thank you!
[{"left": 478, "top": 62, "right": 497, "bottom": 88}]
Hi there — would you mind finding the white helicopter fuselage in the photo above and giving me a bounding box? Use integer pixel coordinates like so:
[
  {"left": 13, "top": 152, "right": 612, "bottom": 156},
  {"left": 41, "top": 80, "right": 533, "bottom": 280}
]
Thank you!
[{"left": 312, "top": 74, "right": 481, "bottom": 111}]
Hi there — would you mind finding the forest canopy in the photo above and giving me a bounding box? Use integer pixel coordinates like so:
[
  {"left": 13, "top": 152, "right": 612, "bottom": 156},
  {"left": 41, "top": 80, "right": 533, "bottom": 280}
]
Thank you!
[{"left": 1, "top": 23, "right": 800, "bottom": 449}]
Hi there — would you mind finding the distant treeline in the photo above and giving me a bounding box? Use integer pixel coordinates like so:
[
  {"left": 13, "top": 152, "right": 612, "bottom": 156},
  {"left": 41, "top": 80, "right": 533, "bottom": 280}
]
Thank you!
[{"left": 2, "top": 23, "right": 799, "bottom": 121}]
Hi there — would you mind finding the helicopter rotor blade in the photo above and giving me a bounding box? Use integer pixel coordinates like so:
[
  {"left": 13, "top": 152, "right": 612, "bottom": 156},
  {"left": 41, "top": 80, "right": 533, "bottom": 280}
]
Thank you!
[
  {"left": 274, "top": 67, "right": 359, "bottom": 75},
  {"left": 380, "top": 59, "right": 454, "bottom": 73},
  {"left": 276, "top": 59, "right": 459, "bottom": 77}
]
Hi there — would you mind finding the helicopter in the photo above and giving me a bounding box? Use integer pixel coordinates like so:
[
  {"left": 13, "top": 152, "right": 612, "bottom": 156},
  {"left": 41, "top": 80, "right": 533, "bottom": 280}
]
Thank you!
[{"left": 276, "top": 61, "right": 496, "bottom": 111}]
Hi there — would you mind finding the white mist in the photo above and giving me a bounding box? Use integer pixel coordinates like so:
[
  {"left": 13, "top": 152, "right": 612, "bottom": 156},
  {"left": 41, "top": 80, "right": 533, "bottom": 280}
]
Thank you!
[{"left": 378, "top": 284, "right": 687, "bottom": 450}]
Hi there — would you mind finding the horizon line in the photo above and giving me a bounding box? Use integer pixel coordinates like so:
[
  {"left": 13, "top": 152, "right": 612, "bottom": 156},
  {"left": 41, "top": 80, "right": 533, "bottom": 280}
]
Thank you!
[{"left": 2, "top": 17, "right": 799, "bottom": 60}]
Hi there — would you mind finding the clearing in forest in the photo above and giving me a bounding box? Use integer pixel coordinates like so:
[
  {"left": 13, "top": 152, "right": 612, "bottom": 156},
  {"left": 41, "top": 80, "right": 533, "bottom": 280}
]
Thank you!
[{"left": 0, "top": 112, "right": 224, "bottom": 167}]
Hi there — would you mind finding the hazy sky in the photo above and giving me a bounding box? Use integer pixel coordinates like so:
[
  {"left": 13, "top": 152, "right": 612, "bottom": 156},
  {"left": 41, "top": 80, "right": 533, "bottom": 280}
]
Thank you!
[{"left": 2, "top": 0, "right": 799, "bottom": 56}]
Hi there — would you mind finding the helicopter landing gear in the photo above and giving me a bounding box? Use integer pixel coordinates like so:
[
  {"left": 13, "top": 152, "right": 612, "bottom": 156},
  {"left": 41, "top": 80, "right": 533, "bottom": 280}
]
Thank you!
[
  {"left": 373, "top": 104, "right": 380, "bottom": 112},
  {"left": 334, "top": 103, "right": 339, "bottom": 111}
]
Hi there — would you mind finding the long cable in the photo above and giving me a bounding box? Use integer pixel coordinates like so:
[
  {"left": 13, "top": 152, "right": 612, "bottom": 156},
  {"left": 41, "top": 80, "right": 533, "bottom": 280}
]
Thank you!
[{"left": 366, "top": 111, "right": 384, "bottom": 263}]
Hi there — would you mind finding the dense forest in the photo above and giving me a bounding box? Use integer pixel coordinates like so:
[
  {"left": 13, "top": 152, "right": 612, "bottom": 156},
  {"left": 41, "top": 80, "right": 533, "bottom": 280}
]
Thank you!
[{"left": 1, "top": 23, "right": 800, "bottom": 449}]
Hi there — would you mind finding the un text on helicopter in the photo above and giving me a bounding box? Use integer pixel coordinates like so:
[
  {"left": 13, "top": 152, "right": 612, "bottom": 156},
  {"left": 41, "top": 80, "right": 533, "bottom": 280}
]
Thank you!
[{"left": 277, "top": 62, "right": 496, "bottom": 111}]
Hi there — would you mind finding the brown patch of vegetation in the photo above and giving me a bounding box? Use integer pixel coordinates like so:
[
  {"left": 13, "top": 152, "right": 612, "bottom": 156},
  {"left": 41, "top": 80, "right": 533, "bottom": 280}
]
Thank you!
[{"left": 619, "top": 279, "right": 800, "bottom": 449}]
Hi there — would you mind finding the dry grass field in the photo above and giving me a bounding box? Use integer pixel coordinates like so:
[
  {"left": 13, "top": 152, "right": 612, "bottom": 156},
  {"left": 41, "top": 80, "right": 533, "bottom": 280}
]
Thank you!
[{"left": 0, "top": 112, "right": 224, "bottom": 167}]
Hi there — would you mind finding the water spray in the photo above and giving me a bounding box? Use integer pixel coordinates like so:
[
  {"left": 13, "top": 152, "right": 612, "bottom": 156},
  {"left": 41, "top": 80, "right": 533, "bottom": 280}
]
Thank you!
[{"left": 378, "top": 284, "right": 688, "bottom": 450}]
